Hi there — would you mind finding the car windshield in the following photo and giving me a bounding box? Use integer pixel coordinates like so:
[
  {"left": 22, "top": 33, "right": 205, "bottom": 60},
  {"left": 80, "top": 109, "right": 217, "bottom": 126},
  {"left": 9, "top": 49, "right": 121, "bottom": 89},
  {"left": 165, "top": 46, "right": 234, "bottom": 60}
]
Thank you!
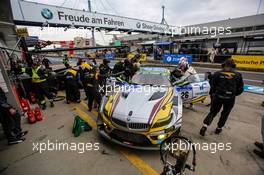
[{"left": 131, "top": 73, "right": 171, "bottom": 86}]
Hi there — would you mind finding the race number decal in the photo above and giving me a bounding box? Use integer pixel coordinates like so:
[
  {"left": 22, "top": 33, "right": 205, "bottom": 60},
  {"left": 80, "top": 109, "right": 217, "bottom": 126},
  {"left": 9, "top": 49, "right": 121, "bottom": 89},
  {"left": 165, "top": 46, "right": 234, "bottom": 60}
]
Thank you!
[
  {"left": 175, "top": 85, "right": 193, "bottom": 102},
  {"left": 181, "top": 91, "right": 189, "bottom": 99}
]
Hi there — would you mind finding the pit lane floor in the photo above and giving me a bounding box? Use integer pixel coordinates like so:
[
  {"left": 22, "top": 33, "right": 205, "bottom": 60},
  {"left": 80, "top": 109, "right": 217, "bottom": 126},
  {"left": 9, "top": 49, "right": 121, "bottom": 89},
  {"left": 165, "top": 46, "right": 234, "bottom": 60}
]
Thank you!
[{"left": 0, "top": 91, "right": 263, "bottom": 175}]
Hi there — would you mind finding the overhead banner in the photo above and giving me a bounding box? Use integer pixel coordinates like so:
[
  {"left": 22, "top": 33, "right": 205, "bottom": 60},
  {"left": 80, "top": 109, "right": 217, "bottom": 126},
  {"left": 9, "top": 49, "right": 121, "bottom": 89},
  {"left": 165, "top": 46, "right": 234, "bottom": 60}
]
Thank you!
[
  {"left": 10, "top": 0, "right": 173, "bottom": 34},
  {"left": 231, "top": 55, "right": 264, "bottom": 69},
  {"left": 163, "top": 54, "right": 193, "bottom": 64}
]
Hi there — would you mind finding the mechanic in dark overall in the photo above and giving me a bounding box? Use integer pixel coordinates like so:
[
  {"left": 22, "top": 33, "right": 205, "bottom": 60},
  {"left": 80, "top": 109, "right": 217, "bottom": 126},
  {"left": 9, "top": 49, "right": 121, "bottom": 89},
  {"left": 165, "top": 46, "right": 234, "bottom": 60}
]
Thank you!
[
  {"left": 79, "top": 62, "right": 92, "bottom": 100},
  {"left": 0, "top": 87, "right": 28, "bottom": 145},
  {"left": 99, "top": 59, "right": 111, "bottom": 94},
  {"left": 64, "top": 67, "right": 81, "bottom": 104},
  {"left": 86, "top": 67, "right": 101, "bottom": 111},
  {"left": 200, "top": 59, "right": 244, "bottom": 136},
  {"left": 123, "top": 58, "right": 134, "bottom": 82}
]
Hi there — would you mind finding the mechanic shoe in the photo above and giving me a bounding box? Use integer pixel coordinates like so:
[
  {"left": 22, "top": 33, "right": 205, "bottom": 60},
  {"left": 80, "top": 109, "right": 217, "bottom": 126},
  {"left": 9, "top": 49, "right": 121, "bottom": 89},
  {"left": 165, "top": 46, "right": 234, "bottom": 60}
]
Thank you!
[
  {"left": 254, "top": 142, "right": 264, "bottom": 150},
  {"left": 18, "top": 131, "right": 28, "bottom": 138},
  {"left": 50, "top": 101, "right": 54, "bottom": 107},
  {"left": 41, "top": 104, "right": 46, "bottom": 110},
  {"left": 206, "top": 103, "right": 211, "bottom": 107},
  {"left": 199, "top": 126, "right": 207, "bottom": 136},
  {"left": 8, "top": 138, "right": 26, "bottom": 145},
  {"left": 215, "top": 128, "right": 223, "bottom": 134},
  {"left": 253, "top": 149, "right": 264, "bottom": 159}
]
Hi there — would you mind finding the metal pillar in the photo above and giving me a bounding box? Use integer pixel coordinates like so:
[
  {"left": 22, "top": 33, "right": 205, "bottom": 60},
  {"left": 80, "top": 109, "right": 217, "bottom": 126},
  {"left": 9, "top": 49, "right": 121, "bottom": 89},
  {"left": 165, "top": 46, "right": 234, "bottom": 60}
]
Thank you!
[
  {"left": 0, "top": 47, "right": 21, "bottom": 113},
  {"left": 160, "top": 5, "right": 168, "bottom": 25},
  {"left": 88, "top": 0, "right": 96, "bottom": 47}
]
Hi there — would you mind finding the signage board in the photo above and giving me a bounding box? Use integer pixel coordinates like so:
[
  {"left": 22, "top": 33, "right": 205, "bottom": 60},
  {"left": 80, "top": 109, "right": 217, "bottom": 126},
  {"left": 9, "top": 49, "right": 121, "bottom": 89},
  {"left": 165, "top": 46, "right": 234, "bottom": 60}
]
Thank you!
[
  {"left": 11, "top": 0, "right": 175, "bottom": 34},
  {"left": 163, "top": 54, "right": 193, "bottom": 64},
  {"left": 231, "top": 55, "right": 264, "bottom": 69}
]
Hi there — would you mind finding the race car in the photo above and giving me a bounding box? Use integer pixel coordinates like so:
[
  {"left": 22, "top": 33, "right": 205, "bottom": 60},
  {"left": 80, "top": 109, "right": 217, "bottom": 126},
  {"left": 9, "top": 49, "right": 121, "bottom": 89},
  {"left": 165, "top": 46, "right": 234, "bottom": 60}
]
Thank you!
[
  {"left": 97, "top": 67, "right": 210, "bottom": 150},
  {"left": 97, "top": 67, "right": 182, "bottom": 150}
]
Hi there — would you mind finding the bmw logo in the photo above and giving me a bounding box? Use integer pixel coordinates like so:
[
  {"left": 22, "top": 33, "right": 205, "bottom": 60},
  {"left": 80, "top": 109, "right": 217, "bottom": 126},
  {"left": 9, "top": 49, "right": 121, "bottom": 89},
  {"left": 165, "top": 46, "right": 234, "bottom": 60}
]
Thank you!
[
  {"left": 41, "top": 8, "right": 53, "bottom": 20},
  {"left": 167, "top": 56, "right": 172, "bottom": 62},
  {"left": 136, "top": 22, "right": 141, "bottom": 29}
]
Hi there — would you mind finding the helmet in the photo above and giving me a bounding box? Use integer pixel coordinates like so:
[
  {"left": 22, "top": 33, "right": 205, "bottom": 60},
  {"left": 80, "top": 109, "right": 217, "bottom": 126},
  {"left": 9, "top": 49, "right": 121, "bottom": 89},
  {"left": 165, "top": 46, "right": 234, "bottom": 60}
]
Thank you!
[{"left": 178, "top": 57, "right": 189, "bottom": 71}]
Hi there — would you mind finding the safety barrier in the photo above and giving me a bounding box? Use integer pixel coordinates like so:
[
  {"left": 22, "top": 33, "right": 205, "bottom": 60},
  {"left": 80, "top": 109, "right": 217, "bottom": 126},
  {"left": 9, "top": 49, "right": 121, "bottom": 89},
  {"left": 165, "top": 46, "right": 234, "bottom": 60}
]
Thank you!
[{"left": 231, "top": 55, "right": 264, "bottom": 70}]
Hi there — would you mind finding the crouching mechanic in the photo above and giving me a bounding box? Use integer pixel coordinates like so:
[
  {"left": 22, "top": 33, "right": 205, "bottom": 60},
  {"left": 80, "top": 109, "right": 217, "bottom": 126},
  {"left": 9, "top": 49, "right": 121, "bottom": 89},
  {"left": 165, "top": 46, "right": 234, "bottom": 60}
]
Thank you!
[
  {"left": 0, "top": 87, "right": 28, "bottom": 145},
  {"left": 173, "top": 57, "right": 200, "bottom": 86},
  {"left": 200, "top": 59, "right": 244, "bottom": 136}
]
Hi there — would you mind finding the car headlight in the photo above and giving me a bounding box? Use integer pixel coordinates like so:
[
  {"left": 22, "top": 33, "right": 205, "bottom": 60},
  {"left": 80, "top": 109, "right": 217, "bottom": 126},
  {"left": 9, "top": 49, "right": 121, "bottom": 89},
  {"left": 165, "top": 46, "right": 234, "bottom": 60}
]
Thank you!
[
  {"left": 157, "top": 134, "right": 167, "bottom": 140},
  {"left": 152, "top": 113, "right": 173, "bottom": 128}
]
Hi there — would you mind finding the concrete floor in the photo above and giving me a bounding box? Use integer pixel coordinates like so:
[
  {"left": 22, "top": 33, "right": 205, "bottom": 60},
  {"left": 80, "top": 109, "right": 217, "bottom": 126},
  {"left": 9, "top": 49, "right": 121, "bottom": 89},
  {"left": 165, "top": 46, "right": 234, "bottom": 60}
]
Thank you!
[{"left": 0, "top": 91, "right": 264, "bottom": 175}]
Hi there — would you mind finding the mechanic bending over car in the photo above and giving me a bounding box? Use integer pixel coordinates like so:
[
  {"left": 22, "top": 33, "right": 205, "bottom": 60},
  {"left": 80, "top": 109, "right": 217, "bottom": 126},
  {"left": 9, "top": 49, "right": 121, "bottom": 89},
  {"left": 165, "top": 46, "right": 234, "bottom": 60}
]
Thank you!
[
  {"left": 172, "top": 57, "right": 200, "bottom": 86},
  {"left": 200, "top": 59, "right": 244, "bottom": 136}
]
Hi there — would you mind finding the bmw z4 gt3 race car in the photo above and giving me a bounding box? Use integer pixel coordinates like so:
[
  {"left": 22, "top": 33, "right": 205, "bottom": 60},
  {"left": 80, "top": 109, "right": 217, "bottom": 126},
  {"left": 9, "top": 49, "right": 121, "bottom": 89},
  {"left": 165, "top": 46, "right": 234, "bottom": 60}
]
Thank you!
[{"left": 97, "top": 67, "right": 210, "bottom": 150}]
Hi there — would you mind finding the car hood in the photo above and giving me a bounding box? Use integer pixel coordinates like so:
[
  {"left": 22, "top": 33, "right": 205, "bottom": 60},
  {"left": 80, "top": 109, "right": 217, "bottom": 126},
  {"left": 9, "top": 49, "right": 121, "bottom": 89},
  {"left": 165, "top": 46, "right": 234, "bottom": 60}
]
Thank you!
[{"left": 111, "top": 87, "right": 171, "bottom": 124}]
